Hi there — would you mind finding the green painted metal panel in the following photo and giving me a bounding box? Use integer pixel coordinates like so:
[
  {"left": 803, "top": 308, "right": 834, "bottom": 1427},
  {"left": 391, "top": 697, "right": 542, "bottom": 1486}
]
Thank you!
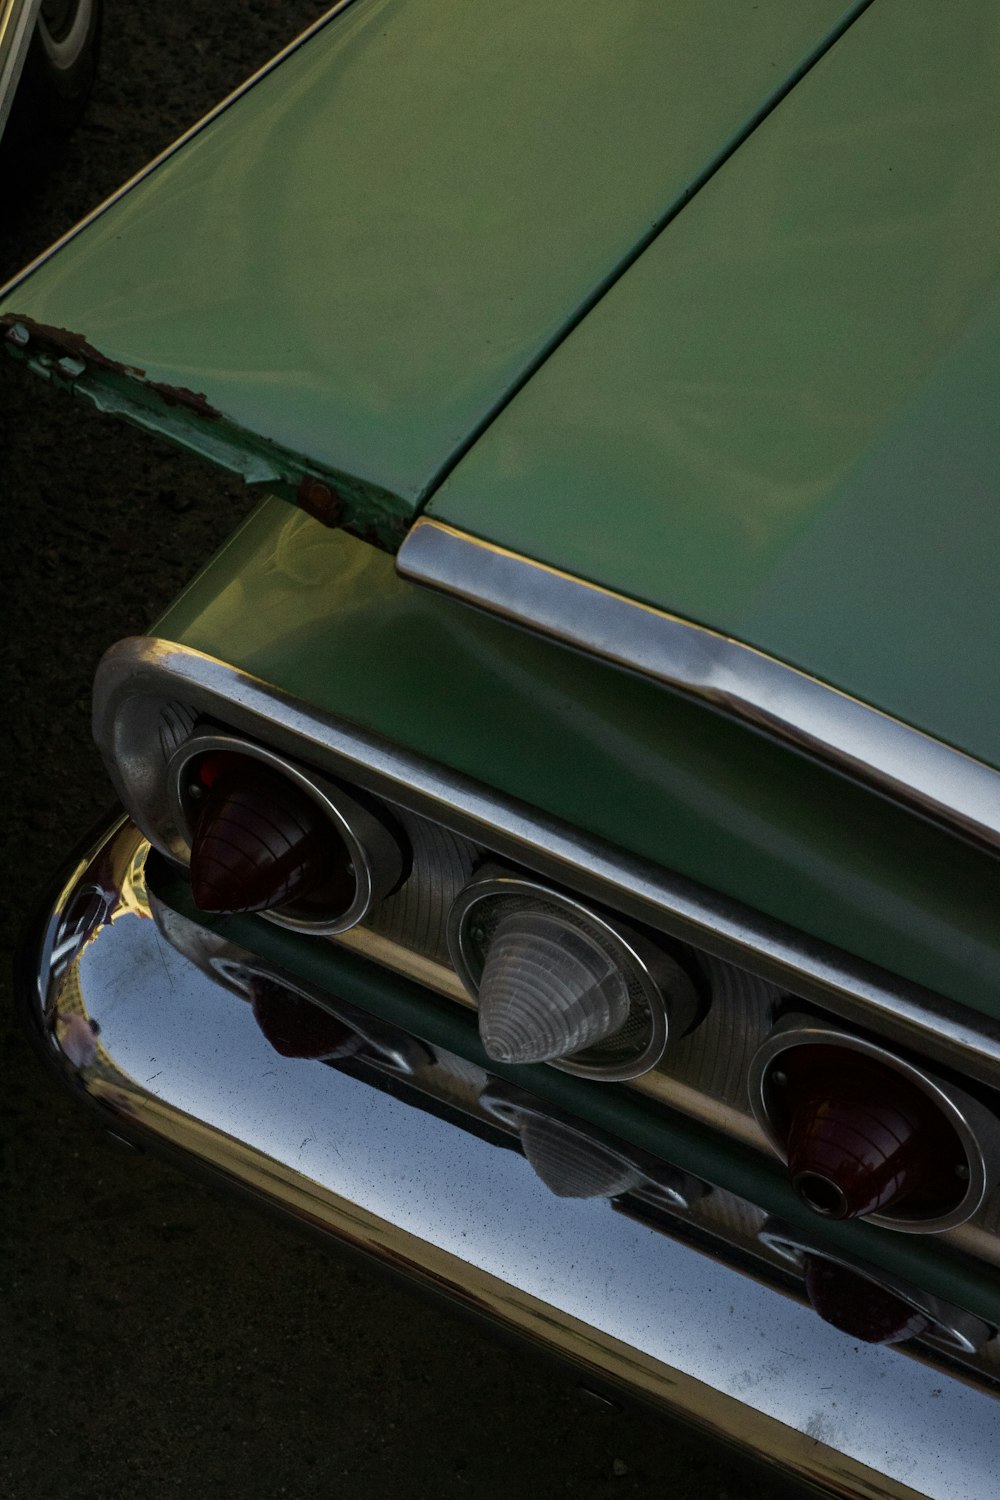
[
  {"left": 1, "top": 0, "right": 863, "bottom": 542},
  {"left": 427, "top": 0, "right": 1000, "bottom": 769},
  {"left": 153, "top": 496, "right": 1000, "bottom": 1022}
]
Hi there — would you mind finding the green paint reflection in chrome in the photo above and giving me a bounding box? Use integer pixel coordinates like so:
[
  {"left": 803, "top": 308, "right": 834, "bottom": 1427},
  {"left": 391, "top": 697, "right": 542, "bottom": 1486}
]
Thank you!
[
  {"left": 1, "top": 0, "right": 861, "bottom": 528},
  {"left": 428, "top": 0, "right": 1000, "bottom": 770},
  {"left": 154, "top": 496, "right": 1000, "bottom": 1021}
]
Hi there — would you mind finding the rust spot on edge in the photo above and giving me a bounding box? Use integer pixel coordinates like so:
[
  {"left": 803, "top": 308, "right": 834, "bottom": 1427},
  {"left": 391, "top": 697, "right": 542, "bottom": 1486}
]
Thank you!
[
  {"left": 2, "top": 313, "right": 146, "bottom": 378},
  {"left": 296, "top": 476, "right": 345, "bottom": 529},
  {"left": 145, "top": 380, "right": 222, "bottom": 420},
  {"left": 1, "top": 313, "right": 221, "bottom": 418}
]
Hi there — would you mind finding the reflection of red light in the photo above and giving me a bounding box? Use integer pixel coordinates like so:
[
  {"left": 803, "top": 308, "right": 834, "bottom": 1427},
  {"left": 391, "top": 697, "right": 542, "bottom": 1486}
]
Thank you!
[
  {"left": 188, "top": 754, "right": 354, "bottom": 916},
  {"left": 782, "top": 1046, "right": 964, "bottom": 1221},
  {"left": 196, "top": 753, "right": 228, "bottom": 788},
  {"left": 248, "top": 976, "right": 361, "bottom": 1060},
  {"left": 803, "top": 1256, "right": 930, "bottom": 1345}
]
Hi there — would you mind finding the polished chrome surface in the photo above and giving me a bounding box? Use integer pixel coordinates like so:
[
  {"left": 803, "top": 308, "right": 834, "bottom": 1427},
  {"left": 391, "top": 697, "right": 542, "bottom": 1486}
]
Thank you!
[
  {"left": 0, "top": 0, "right": 42, "bottom": 139},
  {"left": 397, "top": 520, "right": 1000, "bottom": 856},
  {"left": 749, "top": 1016, "right": 1000, "bottom": 1234},
  {"left": 363, "top": 805, "right": 475, "bottom": 964},
  {"left": 758, "top": 1221, "right": 993, "bottom": 1357},
  {"left": 93, "top": 637, "right": 1000, "bottom": 1099},
  {"left": 23, "top": 816, "right": 1000, "bottom": 1500},
  {"left": 167, "top": 730, "right": 404, "bottom": 934},
  {"left": 448, "top": 874, "right": 699, "bottom": 1081}
]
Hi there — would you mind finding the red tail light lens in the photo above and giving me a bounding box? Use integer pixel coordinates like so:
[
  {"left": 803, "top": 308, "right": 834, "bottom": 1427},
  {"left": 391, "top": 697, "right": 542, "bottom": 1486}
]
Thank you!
[
  {"left": 783, "top": 1046, "right": 965, "bottom": 1221},
  {"left": 248, "top": 976, "right": 362, "bottom": 1061},
  {"left": 803, "top": 1256, "right": 930, "bottom": 1345},
  {"left": 187, "top": 753, "right": 356, "bottom": 917}
]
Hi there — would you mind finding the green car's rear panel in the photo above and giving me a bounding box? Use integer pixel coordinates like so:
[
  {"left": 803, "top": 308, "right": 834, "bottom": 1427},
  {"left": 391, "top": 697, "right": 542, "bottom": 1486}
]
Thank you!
[{"left": 153, "top": 502, "right": 1000, "bottom": 1023}]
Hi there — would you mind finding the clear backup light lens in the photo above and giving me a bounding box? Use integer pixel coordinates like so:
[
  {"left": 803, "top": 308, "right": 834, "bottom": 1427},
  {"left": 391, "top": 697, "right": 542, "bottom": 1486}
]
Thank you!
[
  {"left": 448, "top": 876, "right": 702, "bottom": 1080},
  {"left": 478, "top": 909, "right": 630, "bottom": 1064},
  {"left": 518, "top": 1114, "right": 646, "bottom": 1199}
]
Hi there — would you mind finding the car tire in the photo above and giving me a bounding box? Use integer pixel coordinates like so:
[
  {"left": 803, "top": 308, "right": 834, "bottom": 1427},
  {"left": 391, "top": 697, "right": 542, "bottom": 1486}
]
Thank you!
[
  {"left": 26, "top": 0, "right": 102, "bottom": 132},
  {"left": 5, "top": 0, "right": 102, "bottom": 162}
]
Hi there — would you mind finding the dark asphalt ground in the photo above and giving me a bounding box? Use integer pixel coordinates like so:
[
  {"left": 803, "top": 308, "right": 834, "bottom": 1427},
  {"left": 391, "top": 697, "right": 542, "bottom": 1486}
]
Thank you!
[{"left": 0, "top": 7, "right": 806, "bottom": 1497}]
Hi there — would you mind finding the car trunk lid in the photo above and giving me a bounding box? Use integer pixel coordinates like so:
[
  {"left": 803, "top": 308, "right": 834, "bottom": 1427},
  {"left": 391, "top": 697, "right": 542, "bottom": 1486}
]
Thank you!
[
  {"left": 1, "top": 0, "right": 867, "bottom": 545},
  {"left": 423, "top": 0, "right": 1000, "bottom": 771}
]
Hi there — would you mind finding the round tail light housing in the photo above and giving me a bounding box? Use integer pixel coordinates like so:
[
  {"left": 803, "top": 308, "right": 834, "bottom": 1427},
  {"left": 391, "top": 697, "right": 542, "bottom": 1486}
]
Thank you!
[
  {"left": 749, "top": 1017, "right": 995, "bottom": 1233},
  {"left": 448, "top": 874, "right": 701, "bottom": 1080},
  {"left": 167, "top": 732, "right": 404, "bottom": 934}
]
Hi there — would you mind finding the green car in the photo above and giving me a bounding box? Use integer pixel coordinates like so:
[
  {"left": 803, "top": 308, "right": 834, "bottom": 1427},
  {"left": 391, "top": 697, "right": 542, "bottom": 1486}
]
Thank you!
[{"left": 5, "top": 2, "right": 999, "bottom": 1495}]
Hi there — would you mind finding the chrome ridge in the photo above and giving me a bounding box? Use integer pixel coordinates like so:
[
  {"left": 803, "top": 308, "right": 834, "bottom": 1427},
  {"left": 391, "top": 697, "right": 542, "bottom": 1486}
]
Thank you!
[
  {"left": 93, "top": 637, "right": 1000, "bottom": 1099},
  {"left": 22, "top": 817, "right": 1000, "bottom": 1500},
  {"left": 396, "top": 520, "right": 1000, "bottom": 856}
]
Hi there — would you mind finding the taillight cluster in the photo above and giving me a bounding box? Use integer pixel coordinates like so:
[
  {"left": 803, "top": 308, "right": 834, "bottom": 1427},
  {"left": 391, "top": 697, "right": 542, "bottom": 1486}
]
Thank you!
[{"left": 165, "top": 730, "right": 998, "bottom": 1238}]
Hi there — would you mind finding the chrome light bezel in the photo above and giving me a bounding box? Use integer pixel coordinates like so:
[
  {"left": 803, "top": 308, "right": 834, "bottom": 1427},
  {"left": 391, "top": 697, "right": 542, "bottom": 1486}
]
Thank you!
[
  {"left": 166, "top": 730, "right": 403, "bottom": 935},
  {"left": 748, "top": 1015, "right": 997, "bottom": 1234},
  {"left": 448, "top": 873, "right": 699, "bottom": 1081}
]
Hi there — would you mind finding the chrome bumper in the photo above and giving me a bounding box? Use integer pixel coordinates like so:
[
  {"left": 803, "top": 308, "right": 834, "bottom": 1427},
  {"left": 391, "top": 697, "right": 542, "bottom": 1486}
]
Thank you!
[{"left": 22, "top": 816, "right": 1000, "bottom": 1500}]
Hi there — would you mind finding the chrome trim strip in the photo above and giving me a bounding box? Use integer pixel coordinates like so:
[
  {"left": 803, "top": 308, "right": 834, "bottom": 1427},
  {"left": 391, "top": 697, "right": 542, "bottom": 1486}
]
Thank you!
[
  {"left": 0, "top": 0, "right": 359, "bottom": 300},
  {"left": 22, "top": 816, "right": 1000, "bottom": 1500},
  {"left": 0, "top": 0, "right": 41, "bottom": 140},
  {"left": 93, "top": 636, "right": 1000, "bottom": 1097},
  {"left": 396, "top": 520, "right": 1000, "bottom": 855}
]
